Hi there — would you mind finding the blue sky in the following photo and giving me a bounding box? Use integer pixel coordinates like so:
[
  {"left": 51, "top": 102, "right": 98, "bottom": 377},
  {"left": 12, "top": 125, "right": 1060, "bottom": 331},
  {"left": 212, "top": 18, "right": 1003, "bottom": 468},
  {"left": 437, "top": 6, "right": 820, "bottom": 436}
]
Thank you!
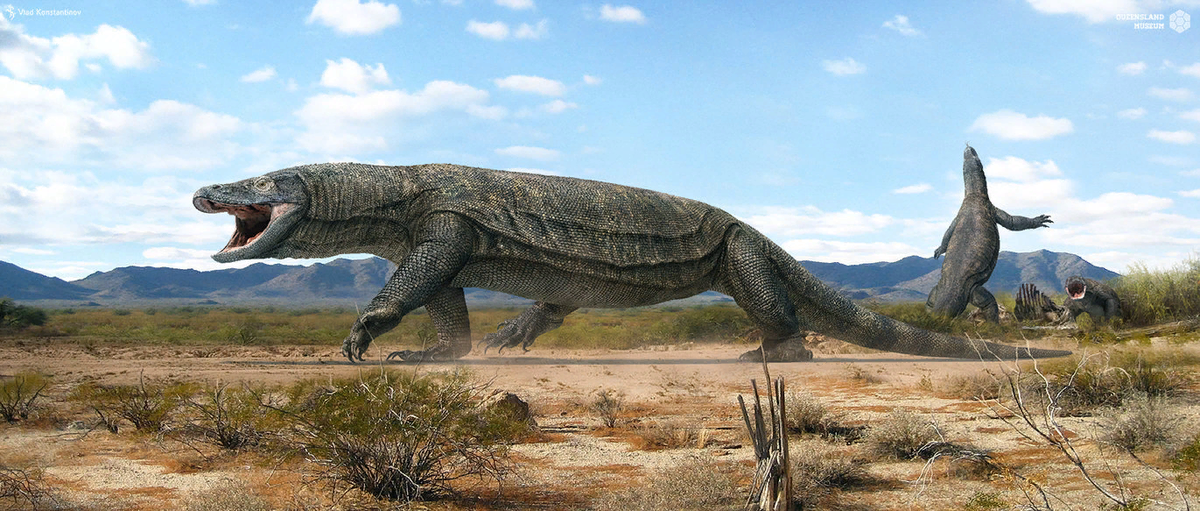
[{"left": 1, "top": 0, "right": 1198, "bottom": 281}]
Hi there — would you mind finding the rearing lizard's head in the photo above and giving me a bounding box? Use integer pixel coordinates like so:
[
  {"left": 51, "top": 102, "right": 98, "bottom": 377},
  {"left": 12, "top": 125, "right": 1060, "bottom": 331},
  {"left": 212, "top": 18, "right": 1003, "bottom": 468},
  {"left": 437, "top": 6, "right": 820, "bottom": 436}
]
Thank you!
[
  {"left": 193, "top": 169, "right": 310, "bottom": 263},
  {"left": 962, "top": 144, "right": 989, "bottom": 197}
]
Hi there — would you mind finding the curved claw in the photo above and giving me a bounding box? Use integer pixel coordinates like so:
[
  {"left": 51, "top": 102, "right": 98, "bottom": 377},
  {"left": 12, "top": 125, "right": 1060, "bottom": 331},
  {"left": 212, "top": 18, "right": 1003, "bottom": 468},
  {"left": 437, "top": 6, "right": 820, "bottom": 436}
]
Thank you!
[{"left": 386, "top": 350, "right": 414, "bottom": 361}]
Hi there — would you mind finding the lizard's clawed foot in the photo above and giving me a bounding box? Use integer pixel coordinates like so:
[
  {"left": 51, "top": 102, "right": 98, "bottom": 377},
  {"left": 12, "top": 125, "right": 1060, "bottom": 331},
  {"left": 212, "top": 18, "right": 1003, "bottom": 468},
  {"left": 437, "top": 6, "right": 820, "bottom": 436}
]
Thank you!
[
  {"left": 341, "top": 336, "right": 369, "bottom": 363},
  {"left": 386, "top": 344, "right": 456, "bottom": 362},
  {"left": 737, "top": 344, "right": 814, "bottom": 363},
  {"left": 481, "top": 321, "right": 533, "bottom": 355}
]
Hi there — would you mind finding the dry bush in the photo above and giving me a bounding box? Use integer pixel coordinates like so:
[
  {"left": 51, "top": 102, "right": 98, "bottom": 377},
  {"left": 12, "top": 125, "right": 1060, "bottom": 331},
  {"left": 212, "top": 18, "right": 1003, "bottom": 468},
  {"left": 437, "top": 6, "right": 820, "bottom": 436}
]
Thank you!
[
  {"left": 844, "top": 364, "right": 883, "bottom": 385},
  {"left": 181, "top": 383, "right": 268, "bottom": 451},
  {"left": 588, "top": 389, "right": 625, "bottom": 428},
  {"left": 267, "top": 369, "right": 522, "bottom": 503},
  {"left": 0, "top": 464, "right": 58, "bottom": 509},
  {"left": 790, "top": 439, "right": 872, "bottom": 510},
  {"left": 589, "top": 458, "right": 741, "bottom": 511},
  {"left": 865, "top": 409, "right": 939, "bottom": 460},
  {"left": 0, "top": 371, "right": 49, "bottom": 423},
  {"left": 72, "top": 374, "right": 195, "bottom": 433},
  {"left": 938, "top": 372, "right": 1001, "bottom": 401},
  {"left": 786, "top": 391, "right": 833, "bottom": 435},
  {"left": 1020, "top": 351, "right": 1190, "bottom": 416},
  {"left": 1102, "top": 395, "right": 1183, "bottom": 453}
]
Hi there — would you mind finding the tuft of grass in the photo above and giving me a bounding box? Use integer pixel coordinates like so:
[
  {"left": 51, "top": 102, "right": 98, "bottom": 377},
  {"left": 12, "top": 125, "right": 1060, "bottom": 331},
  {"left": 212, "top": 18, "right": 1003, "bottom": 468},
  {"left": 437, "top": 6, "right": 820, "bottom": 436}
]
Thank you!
[
  {"left": 865, "top": 409, "right": 939, "bottom": 460},
  {"left": 181, "top": 383, "right": 268, "bottom": 451},
  {"left": 1025, "top": 350, "right": 1191, "bottom": 415},
  {"left": 184, "top": 480, "right": 272, "bottom": 511},
  {"left": 0, "top": 371, "right": 49, "bottom": 423},
  {"left": 963, "top": 491, "right": 1007, "bottom": 510},
  {"left": 1112, "top": 257, "right": 1200, "bottom": 326},
  {"left": 786, "top": 391, "right": 833, "bottom": 435},
  {"left": 790, "top": 439, "right": 872, "bottom": 510},
  {"left": 267, "top": 369, "right": 522, "bottom": 503},
  {"left": 589, "top": 459, "right": 741, "bottom": 511},
  {"left": 937, "top": 372, "right": 1001, "bottom": 401},
  {"left": 844, "top": 364, "right": 883, "bottom": 385},
  {"left": 1171, "top": 433, "right": 1200, "bottom": 471},
  {"left": 1102, "top": 394, "right": 1183, "bottom": 452},
  {"left": 588, "top": 389, "right": 625, "bottom": 429}
]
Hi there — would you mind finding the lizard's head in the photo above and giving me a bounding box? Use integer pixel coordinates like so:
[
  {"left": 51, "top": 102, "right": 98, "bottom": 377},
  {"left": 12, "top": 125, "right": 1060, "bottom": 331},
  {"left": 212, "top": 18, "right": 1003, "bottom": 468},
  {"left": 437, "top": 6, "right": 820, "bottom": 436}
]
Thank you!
[
  {"left": 962, "top": 144, "right": 988, "bottom": 197},
  {"left": 193, "top": 170, "right": 309, "bottom": 263},
  {"left": 1065, "top": 276, "right": 1087, "bottom": 300}
]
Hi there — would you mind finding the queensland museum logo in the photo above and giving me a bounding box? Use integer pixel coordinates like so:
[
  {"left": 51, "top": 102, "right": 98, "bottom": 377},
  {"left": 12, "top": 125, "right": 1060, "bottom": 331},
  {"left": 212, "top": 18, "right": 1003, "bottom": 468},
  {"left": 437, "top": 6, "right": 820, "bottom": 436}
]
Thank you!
[
  {"left": 1172, "top": 10, "right": 1191, "bottom": 33},
  {"left": 1118, "top": 10, "right": 1189, "bottom": 32}
]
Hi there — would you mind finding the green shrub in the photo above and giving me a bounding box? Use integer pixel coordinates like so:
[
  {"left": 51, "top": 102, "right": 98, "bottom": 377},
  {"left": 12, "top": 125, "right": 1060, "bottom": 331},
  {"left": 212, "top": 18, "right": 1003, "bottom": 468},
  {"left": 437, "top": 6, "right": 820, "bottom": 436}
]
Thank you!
[
  {"left": 73, "top": 375, "right": 195, "bottom": 433},
  {"left": 0, "top": 298, "right": 48, "bottom": 329},
  {"left": 1027, "top": 351, "right": 1190, "bottom": 415},
  {"left": 0, "top": 371, "right": 49, "bottom": 422},
  {"left": 267, "top": 369, "right": 521, "bottom": 502},
  {"left": 1113, "top": 258, "right": 1200, "bottom": 326},
  {"left": 1172, "top": 434, "right": 1200, "bottom": 471}
]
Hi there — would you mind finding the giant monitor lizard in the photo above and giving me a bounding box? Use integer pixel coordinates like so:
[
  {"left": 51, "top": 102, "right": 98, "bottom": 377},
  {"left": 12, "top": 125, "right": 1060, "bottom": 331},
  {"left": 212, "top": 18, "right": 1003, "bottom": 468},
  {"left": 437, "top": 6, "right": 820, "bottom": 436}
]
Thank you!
[{"left": 193, "top": 163, "right": 1070, "bottom": 363}]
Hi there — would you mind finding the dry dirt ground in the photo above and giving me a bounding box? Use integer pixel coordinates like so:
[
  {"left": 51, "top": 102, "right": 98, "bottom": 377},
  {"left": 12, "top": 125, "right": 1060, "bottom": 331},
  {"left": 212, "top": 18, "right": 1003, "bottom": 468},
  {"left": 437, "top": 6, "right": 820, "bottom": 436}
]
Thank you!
[{"left": 1, "top": 336, "right": 1197, "bottom": 510}]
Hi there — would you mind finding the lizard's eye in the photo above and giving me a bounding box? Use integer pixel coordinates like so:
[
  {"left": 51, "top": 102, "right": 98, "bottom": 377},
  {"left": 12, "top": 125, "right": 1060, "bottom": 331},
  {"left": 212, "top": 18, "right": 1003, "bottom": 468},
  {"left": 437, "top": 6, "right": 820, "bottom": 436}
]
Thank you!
[{"left": 253, "top": 178, "right": 275, "bottom": 193}]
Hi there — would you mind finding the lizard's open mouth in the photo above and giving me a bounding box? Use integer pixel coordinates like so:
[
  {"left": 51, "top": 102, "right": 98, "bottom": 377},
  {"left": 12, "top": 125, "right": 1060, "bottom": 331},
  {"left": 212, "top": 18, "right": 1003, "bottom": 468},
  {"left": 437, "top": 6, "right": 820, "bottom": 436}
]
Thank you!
[
  {"left": 194, "top": 199, "right": 297, "bottom": 254},
  {"left": 1066, "top": 281, "right": 1087, "bottom": 300}
]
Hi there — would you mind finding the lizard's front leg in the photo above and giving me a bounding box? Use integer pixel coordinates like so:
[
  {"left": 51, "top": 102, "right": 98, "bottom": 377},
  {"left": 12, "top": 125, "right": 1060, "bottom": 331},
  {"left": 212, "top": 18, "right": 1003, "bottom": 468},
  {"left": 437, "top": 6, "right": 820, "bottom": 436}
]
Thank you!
[
  {"left": 481, "top": 301, "right": 577, "bottom": 354},
  {"left": 342, "top": 213, "right": 474, "bottom": 362},
  {"left": 387, "top": 287, "right": 471, "bottom": 362}
]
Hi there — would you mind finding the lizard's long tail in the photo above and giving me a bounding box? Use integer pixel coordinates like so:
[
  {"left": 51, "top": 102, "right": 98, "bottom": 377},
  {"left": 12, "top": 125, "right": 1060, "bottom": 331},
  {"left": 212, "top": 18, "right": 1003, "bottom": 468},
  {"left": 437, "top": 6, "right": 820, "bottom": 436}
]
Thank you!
[{"left": 768, "top": 243, "right": 1071, "bottom": 360}]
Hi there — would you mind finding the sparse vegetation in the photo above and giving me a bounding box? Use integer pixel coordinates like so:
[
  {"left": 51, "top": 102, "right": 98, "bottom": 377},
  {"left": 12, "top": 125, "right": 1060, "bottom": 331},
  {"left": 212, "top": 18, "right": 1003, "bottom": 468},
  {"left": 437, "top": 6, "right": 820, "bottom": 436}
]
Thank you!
[
  {"left": 181, "top": 383, "right": 268, "bottom": 451},
  {"left": 0, "top": 464, "right": 58, "bottom": 509},
  {"left": 0, "top": 371, "right": 49, "bottom": 422},
  {"left": 72, "top": 373, "right": 194, "bottom": 433},
  {"left": 589, "top": 459, "right": 741, "bottom": 511},
  {"left": 589, "top": 389, "right": 625, "bottom": 428},
  {"left": 1023, "top": 350, "right": 1192, "bottom": 415},
  {"left": 632, "top": 420, "right": 708, "bottom": 450},
  {"left": 865, "top": 409, "right": 939, "bottom": 460},
  {"left": 790, "top": 439, "right": 872, "bottom": 509},
  {"left": 265, "top": 369, "right": 523, "bottom": 502},
  {"left": 1101, "top": 394, "right": 1183, "bottom": 452}
]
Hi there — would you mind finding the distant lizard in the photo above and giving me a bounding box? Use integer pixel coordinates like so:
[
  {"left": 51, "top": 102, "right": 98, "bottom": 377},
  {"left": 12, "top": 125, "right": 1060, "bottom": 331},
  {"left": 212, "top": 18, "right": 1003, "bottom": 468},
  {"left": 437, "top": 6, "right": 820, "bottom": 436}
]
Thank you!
[
  {"left": 1063, "top": 276, "right": 1122, "bottom": 322},
  {"left": 193, "top": 163, "right": 1070, "bottom": 363},
  {"left": 927, "top": 146, "right": 1052, "bottom": 322}
]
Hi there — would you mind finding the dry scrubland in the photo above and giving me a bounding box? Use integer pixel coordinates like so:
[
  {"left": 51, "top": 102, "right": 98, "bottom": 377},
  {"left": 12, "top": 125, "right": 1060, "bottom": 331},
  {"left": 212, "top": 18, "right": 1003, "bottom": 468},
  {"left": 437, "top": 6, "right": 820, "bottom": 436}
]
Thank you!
[{"left": 1, "top": 259, "right": 1200, "bottom": 510}]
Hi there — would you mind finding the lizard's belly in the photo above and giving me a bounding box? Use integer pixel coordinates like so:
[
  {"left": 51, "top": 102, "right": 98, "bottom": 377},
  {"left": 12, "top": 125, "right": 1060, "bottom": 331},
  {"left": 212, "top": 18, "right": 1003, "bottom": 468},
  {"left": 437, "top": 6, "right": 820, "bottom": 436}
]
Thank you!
[{"left": 450, "top": 258, "right": 718, "bottom": 308}]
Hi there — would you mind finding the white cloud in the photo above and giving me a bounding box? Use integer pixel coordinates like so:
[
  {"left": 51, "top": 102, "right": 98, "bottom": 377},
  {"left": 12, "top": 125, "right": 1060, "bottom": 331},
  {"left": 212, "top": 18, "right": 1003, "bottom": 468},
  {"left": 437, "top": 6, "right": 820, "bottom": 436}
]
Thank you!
[
  {"left": 541, "top": 99, "right": 577, "bottom": 114},
  {"left": 968, "top": 109, "right": 1074, "bottom": 140},
  {"left": 599, "top": 4, "right": 646, "bottom": 24},
  {"left": 1147, "top": 129, "right": 1197, "bottom": 144},
  {"left": 1180, "top": 109, "right": 1200, "bottom": 122},
  {"left": 240, "top": 65, "right": 276, "bottom": 83},
  {"left": 583, "top": 75, "right": 602, "bottom": 85},
  {"left": 821, "top": 57, "right": 866, "bottom": 76},
  {"left": 984, "top": 156, "right": 1064, "bottom": 182},
  {"left": 779, "top": 239, "right": 923, "bottom": 265},
  {"left": 1117, "top": 107, "right": 1147, "bottom": 119},
  {"left": 0, "top": 76, "right": 241, "bottom": 170},
  {"left": 882, "top": 15, "right": 922, "bottom": 36},
  {"left": 983, "top": 157, "right": 1073, "bottom": 210},
  {"left": 495, "top": 0, "right": 534, "bottom": 10},
  {"left": 1117, "top": 61, "right": 1147, "bottom": 75},
  {"left": 494, "top": 75, "right": 566, "bottom": 96},
  {"left": 743, "top": 206, "right": 894, "bottom": 238},
  {"left": 319, "top": 58, "right": 390, "bottom": 94},
  {"left": 515, "top": 19, "right": 549, "bottom": 40},
  {"left": 306, "top": 0, "right": 401, "bottom": 36},
  {"left": 495, "top": 145, "right": 560, "bottom": 161},
  {"left": 1179, "top": 63, "right": 1200, "bottom": 79},
  {"left": 0, "top": 22, "right": 154, "bottom": 80},
  {"left": 295, "top": 80, "right": 493, "bottom": 153},
  {"left": 10, "top": 247, "right": 56, "bottom": 255},
  {"left": 466, "top": 104, "right": 508, "bottom": 120},
  {"left": 1149, "top": 87, "right": 1194, "bottom": 102},
  {"left": 183, "top": 0, "right": 217, "bottom": 6},
  {"left": 892, "top": 183, "right": 931, "bottom": 194},
  {"left": 1180, "top": 189, "right": 1200, "bottom": 198},
  {"left": 1024, "top": 0, "right": 1140, "bottom": 23},
  {"left": 466, "top": 20, "right": 510, "bottom": 40},
  {"left": 1182, "top": 168, "right": 1200, "bottom": 176}
]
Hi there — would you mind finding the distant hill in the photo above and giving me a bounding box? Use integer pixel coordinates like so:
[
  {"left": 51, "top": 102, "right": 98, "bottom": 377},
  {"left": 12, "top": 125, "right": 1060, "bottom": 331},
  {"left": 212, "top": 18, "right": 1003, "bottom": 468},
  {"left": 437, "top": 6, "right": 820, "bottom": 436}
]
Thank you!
[
  {"left": 799, "top": 249, "right": 1119, "bottom": 302},
  {"left": 3, "top": 249, "right": 1119, "bottom": 307},
  {"left": 0, "top": 260, "right": 93, "bottom": 300}
]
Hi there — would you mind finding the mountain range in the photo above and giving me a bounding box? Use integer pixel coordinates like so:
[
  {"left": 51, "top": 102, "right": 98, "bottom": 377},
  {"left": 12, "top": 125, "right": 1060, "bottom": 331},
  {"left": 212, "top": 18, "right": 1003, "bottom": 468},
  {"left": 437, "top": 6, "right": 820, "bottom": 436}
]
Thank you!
[{"left": 0, "top": 250, "right": 1119, "bottom": 307}]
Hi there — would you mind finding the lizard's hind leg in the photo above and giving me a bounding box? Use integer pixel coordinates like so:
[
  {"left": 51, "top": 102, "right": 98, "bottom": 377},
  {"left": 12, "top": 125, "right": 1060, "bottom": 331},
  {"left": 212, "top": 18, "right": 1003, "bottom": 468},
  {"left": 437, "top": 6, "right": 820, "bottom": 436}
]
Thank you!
[
  {"left": 970, "top": 286, "right": 1000, "bottom": 323},
  {"left": 718, "top": 228, "right": 813, "bottom": 362}
]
